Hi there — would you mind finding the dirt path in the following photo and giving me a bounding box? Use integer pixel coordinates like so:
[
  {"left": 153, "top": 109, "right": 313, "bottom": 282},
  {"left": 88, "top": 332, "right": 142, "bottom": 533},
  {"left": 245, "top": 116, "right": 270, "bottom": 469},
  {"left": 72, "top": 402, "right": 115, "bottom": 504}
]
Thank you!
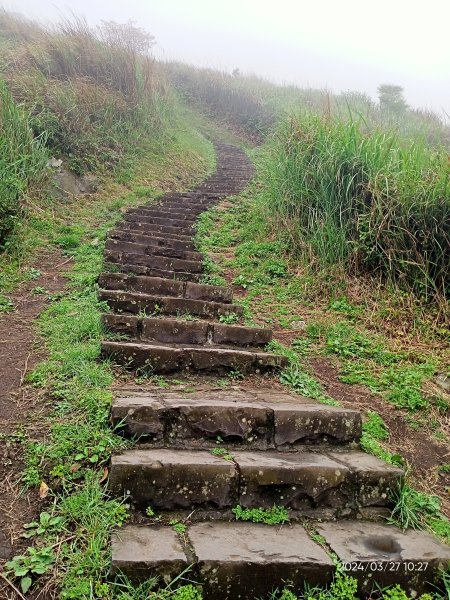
[{"left": 0, "top": 251, "right": 67, "bottom": 598}]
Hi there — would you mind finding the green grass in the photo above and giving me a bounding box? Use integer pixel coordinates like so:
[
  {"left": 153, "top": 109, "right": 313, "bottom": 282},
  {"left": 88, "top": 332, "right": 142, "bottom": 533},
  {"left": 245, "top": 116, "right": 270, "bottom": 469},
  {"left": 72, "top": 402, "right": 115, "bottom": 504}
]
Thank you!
[
  {"left": 260, "top": 114, "right": 450, "bottom": 301},
  {"left": 0, "top": 121, "right": 214, "bottom": 598},
  {"left": 232, "top": 505, "right": 289, "bottom": 525},
  {"left": 0, "top": 79, "right": 48, "bottom": 245}
]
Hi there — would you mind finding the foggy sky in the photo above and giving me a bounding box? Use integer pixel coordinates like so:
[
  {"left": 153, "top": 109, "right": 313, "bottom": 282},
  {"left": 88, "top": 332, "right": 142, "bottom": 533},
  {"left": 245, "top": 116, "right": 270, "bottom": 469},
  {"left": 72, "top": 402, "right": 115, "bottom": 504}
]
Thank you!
[{"left": 4, "top": 0, "right": 450, "bottom": 116}]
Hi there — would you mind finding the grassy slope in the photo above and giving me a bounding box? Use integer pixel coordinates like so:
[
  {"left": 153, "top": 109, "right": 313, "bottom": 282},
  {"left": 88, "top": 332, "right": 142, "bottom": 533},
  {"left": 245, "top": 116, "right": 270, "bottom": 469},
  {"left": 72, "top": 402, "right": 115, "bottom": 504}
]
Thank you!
[
  {"left": 195, "top": 144, "right": 450, "bottom": 551},
  {"left": 1, "top": 110, "right": 215, "bottom": 599}
]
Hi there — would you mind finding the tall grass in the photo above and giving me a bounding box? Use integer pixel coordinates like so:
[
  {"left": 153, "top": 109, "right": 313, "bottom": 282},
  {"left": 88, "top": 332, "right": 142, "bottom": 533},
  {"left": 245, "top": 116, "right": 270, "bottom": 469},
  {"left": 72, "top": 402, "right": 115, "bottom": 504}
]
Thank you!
[
  {"left": 0, "top": 80, "right": 48, "bottom": 246},
  {"left": 261, "top": 113, "right": 450, "bottom": 300},
  {"left": 165, "top": 62, "right": 450, "bottom": 148},
  {"left": 0, "top": 10, "right": 172, "bottom": 174},
  {"left": 165, "top": 62, "right": 277, "bottom": 141}
]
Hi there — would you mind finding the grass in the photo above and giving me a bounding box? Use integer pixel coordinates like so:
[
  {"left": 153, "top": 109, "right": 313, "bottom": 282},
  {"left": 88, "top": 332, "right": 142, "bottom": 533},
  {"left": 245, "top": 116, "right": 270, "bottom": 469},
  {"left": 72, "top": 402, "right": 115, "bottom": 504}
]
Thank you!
[
  {"left": 0, "top": 79, "right": 48, "bottom": 246},
  {"left": 0, "top": 119, "right": 214, "bottom": 598},
  {"left": 232, "top": 505, "right": 290, "bottom": 525},
  {"left": 193, "top": 144, "right": 450, "bottom": 554},
  {"left": 261, "top": 114, "right": 450, "bottom": 302}
]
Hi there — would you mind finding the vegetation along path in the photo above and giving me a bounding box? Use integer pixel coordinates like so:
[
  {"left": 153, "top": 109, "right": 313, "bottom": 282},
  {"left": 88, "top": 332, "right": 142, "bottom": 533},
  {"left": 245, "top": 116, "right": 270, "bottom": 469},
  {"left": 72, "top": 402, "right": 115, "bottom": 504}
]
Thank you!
[{"left": 100, "top": 142, "right": 450, "bottom": 598}]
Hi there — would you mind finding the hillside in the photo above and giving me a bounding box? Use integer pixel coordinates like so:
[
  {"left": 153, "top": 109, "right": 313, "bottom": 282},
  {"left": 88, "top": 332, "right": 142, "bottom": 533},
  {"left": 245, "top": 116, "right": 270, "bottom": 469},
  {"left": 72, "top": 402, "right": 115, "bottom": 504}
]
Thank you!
[{"left": 0, "top": 8, "right": 449, "bottom": 600}]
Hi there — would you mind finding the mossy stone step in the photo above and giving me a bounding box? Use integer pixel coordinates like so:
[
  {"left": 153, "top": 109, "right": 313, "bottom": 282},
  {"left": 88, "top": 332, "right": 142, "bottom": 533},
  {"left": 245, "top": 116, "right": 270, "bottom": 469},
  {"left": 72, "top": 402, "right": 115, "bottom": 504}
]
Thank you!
[
  {"left": 110, "top": 390, "right": 362, "bottom": 448},
  {"left": 105, "top": 238, "right": 203, "bottom": 261},
  {"left": 104, "top": 262, "right": 202, "bottom": 282},
  {"left": 104, "top": 249, "right": 203, "bottom": 274},
  {"left": 126, "top": 207, "right": 197, "bottom": 221},
  {"left": 101, "top": 341, "right": 287, "bottom": 374},
  {"left": 109, "top": 448, "right": 401, "bottom": 512},
  {"left": 111, "top": 522, "right": 450, "bottom": 598},
  {"left": 110, "top": 229, "right": 196, "bottom": 251},
  {"left": 118, "top": 220, "right": 196, "bottom": 238},
  {"left": 123, "top": 213, "right": 196, "bottom": 230},
  {"left": 103, "top": 314, "right": 272, "bottom": 347},
  {"left": 99, "top": 289, "right": 241, "bottom": 319},
  {"left": 98, "top": 273, "right": 233, "bottom": 303}
]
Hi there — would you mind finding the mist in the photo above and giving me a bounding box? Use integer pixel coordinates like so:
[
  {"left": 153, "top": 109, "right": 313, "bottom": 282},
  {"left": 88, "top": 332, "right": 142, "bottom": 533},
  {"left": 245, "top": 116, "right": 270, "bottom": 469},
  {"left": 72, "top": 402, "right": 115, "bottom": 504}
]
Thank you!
[{"left": 3, "top": 0, "right": 450, "bottom": 116}]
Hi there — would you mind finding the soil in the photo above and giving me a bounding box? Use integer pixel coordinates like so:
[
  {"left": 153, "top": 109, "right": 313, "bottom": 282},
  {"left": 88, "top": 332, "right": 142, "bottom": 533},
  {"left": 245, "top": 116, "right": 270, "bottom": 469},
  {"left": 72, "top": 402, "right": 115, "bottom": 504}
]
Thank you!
[{"left": 0, "top": 250, "right": 67, "bottom": 599}]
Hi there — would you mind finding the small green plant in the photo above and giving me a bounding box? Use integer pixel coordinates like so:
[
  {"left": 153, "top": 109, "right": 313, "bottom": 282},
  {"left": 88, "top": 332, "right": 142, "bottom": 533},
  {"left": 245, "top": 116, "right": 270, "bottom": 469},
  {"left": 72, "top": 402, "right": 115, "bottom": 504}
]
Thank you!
[
  {"left": 362, "top": 411, "right": 389, "bottom": 441},
  {"left": 0, "top": 294, "right": 14, "bottom": 313},
  {"left": 210, "top": 447, "right": 234, "bottom": 461},
  {"left": 22, "top": 512, "right": 64, "bottom": 539},
  {"left": 328, "top": 297, "right": 361, "bottom": 317},
  {"left": 280, "top": 364, "right": 339, "bottom": 406},
  {"left": 26, "top": 268, "right": 41, "bottom": 280},
  {"left": 219, "top": 312, "right": 239, "bottom": 324},
  {"left": 4, "top": 546, "right": 55, "bottom": 594},
  {"left": 228, "top": 368, "right": 244, "bottom": 381},
  {"left": 232, "top": 505, "right": 289, "bottom": 525},
  {"left": 169, "top": 519, "right": 188, "bottom": 534},
  {"left": 32, "top": 286, "right": 47, "bottom": 295},
  {"left": 389, "top": 483, "right": 442, "bottom": 530}
]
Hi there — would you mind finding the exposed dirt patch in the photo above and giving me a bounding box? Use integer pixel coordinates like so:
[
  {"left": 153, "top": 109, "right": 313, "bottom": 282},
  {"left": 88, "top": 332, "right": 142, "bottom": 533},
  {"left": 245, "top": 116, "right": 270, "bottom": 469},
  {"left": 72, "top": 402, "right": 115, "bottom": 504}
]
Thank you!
[
  {"left": 310, "top": 355, "right": 450, "bottom": 516},
  {"left": 0, "top": 250, "right": 67, "bottom": 598}
]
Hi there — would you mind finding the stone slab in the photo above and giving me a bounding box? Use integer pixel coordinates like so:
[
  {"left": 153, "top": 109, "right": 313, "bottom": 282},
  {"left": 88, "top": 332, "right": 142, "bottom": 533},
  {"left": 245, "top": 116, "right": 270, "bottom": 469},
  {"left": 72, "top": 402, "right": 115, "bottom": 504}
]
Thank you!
[
  {"left": 234, "top": 451, "right": 351, "bottom": 509},
  {"left": 141, "top": 318, "right": 209, "bottom": 345},
  {"left": 190, "top": 522, "right": 334, "bottom": 598},
  {"left": 111, "top": 525, "right": 187, "bottom": 583},
  {"left": 164, "top": 398, "right": 271, "bottom": 448},
  {"left": 318, "top": 521, "right": 450, "bottom": 595},
  {"left": 328, "top": 451, "right": 403, "bottom": 506},
  {"left": 109, "top": 449, "right": 237, "bottom": 509},
  {"left": 274, "top": 404, "right": 362, "bottom": 447},
  {"left": 111, "top": 396, "right": 165, "bottom": 439}
]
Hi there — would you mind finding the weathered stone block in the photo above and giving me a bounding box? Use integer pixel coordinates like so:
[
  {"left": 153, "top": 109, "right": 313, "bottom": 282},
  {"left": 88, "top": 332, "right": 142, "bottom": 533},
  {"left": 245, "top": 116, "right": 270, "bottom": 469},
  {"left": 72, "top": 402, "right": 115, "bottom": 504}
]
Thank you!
[
  {"left": 109, "top": 449, "right": 237, "bottom": 509},
  {"left": 190, "top": 522, "right": 334, "bottom": 599},
  {"left": 274, "top": 404, "right": 362, "bottom": 447},
  {"left": 234, "top": 451, "right": 351, "bottom": 509},
  {"left": 111, "top": 526, "right": 187, "bottom": 583},
  {"left": 328, "top": 451, "right": 403, "bottom": 507},
  {"left": 318, "top": 521, "right": 450, "bottom": 595}
]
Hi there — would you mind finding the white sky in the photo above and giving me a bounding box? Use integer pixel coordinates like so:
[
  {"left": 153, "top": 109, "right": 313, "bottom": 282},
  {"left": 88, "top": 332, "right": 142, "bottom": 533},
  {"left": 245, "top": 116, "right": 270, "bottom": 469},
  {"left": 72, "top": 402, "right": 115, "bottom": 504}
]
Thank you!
[{"left": 4, "top": 0, "right": 450, "bottom": 115}]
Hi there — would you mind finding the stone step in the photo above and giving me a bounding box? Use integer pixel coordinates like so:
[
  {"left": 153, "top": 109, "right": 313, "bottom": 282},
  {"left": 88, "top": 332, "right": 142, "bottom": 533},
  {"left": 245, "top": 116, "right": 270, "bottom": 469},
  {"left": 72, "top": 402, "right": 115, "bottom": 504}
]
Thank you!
[
  {"left": 111, "top": 522, "right": 450, "bottom": 597},
  {"left": 110, "top": 229, "right": 196, "bottom": 251},
  {"left": 104, "top": 250, "right": 203, "bottom": 274},
  {"left": 99, "top": 289, "right": 241, "bottom": 319},
  {"left": 104, "top": 263, "right": 202, "bottom": 282},
  {"left": 101, "top": 341, "right": 287, "bottom": 374},
  {"left": 123, "top": 213, "right": 196, "bottom": 231},
  {"left": 110, "top": 390, "right": 362, "bottom": 448},
  {"left": 118, "top": 220, "right": 195, "bottom": 239},
  {"left": 105, "top": 239, "right": 203, "bottom": 261},
  {"left": 108, "top": 448, "right": 402, "bottom": 512},
  {"left": 103, "top": 314, "right": 272, "bottom": 347},
  {"left": 98, "top": 273, "right": 233, "bottom": 303},
  {"left": 126, "top": 207, "right": 198, "bottom": 221}
]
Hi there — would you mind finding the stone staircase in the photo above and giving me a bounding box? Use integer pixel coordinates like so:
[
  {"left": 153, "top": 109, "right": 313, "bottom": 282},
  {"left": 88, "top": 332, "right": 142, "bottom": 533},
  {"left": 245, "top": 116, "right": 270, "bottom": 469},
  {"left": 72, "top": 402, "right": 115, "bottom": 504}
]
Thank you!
[{"left": 100, "top": 142, "right": 450, "bottom": 598}]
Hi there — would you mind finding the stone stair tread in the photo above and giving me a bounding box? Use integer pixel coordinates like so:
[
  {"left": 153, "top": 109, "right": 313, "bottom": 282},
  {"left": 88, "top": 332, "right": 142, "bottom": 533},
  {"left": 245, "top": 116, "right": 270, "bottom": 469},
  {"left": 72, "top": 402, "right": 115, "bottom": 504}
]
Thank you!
[
  {"left": 99, "top": 289, "right": 243, "bottom": 318},
  {"left": 98, "top": 273, "right": 233, "bottom": 303},
  {"left": 109, "top": 448, "right": 401, "bottom": 511},
  {"left": 103, "top": 314, "right": 273, "bottom": 347},
  {"left": 110, "top": 229, "right": 197, "bottom": 250},
  {"left": 111, "top": 521, "right": 450, "bottom": 597},
  {"left": 104, "top": 250, "right": 203, "bottom": 273},
  {"left": 110, "top": 390, "right": 362, "bottom": 447},
  {"left": 105, "top": 263, "right": 202, "bottom": 282},
  {"left": 102, "top": 341, "right": 288, "bottom": 373}
]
